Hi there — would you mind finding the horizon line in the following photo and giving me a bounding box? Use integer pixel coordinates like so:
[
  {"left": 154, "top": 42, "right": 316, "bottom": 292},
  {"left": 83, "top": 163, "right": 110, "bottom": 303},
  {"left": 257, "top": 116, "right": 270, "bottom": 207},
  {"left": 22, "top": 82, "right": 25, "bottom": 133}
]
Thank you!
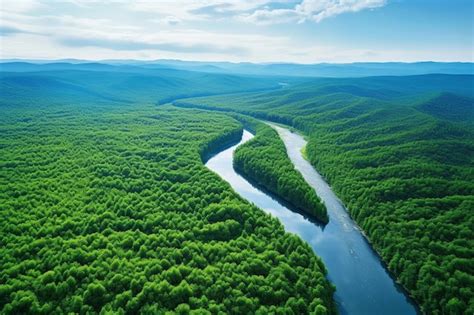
[{"left": 1, "top": 58, "right": 473, "bottom": 65}]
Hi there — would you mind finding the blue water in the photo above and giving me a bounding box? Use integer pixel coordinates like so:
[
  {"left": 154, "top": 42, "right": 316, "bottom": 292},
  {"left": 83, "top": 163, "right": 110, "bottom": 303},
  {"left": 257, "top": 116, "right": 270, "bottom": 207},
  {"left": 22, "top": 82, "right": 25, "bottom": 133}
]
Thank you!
[{"left": 205, "top": 128, "right": 419, "bottom": 315}]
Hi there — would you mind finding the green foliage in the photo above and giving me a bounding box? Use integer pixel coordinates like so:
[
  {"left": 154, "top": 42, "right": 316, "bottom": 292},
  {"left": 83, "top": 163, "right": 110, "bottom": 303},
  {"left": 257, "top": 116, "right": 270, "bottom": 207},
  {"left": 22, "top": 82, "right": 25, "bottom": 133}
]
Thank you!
[
  {"left": 84, "top": 283, "right": 107, "bottom": 310},
  {"left": 182, "top": 74, "right": 474, "bottom": 314},
  {"left": 0, "top": 66, "right": 282, "bottom": 108},
  {"left": 415, "top": 92, "right": 474, "bottom": 123},
  {"left": 0, "top": 77, "right": 335, "bottom": 315},
  {"left": 233, "top": 123, "right": 328, "bottom": 223}
]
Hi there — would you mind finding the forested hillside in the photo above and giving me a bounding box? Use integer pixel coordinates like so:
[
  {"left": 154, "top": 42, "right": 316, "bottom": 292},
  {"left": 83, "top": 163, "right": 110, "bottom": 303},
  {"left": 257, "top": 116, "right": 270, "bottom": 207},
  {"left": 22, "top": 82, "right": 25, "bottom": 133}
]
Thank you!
[
  {"left": 179, "top": 74, "right": 474, "bottom": 314},
  {"left": 2, "top": 63, "right": 472, "bottom": 314},
  {"left": 232, "top": 120, "right": 328, "bottom": 223},
  {"left": 0, "top": 62, "right": 291, "bottom": 107},
  {"left": 5, "top": 60, "right": 471, "bottom": 78},
  {"left": 0, "top": 69, "right": 335, "bottom": 314}
]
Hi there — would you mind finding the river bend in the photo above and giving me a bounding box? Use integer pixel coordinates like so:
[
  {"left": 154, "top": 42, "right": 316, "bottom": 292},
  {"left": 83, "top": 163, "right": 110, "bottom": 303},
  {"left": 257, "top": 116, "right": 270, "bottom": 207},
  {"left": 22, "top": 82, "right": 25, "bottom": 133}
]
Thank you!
[{"left": 205, "top": 128, "right": 418, "bottom": 315}]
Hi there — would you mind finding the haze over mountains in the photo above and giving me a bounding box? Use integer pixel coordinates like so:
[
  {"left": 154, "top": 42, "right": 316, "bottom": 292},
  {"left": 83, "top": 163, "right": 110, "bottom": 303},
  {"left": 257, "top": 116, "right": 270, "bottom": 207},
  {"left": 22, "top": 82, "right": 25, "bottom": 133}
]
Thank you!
[
  {"left": 1, "top": 57, "right": 473, "bottom": 314},
  {"left": 1, "top": 60, "right": 473, "bottom": 78},
  {"left": 1, "top": 0, "right": 473, "bottom": 313}
]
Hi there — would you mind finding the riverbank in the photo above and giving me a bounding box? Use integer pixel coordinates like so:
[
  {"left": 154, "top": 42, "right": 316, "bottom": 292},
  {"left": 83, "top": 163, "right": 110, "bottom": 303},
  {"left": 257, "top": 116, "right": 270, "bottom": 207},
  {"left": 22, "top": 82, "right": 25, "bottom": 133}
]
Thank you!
[
  {"left": 269, "top": 123, "right": 421, "bottom": 314},
  {"left": 206, "top": 120, "right": 419, "bottom": 315},
  {"left": 233, "top": 123, "right": 328, "bottom": 224}
]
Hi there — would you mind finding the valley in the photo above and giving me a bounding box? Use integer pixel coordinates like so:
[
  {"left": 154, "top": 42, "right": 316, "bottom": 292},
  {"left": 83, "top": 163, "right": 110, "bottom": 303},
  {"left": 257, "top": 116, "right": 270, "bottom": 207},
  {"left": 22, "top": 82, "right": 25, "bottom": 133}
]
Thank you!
[
  {"left": 2, "top": 1, "right": 472, "bottom": 314},
  {"left": 0, "top": 62, "right": 472, "bottom": 314},
  {"left": 0, "top": 102, "right": 335, "bottom": 314},
  {"left": 178, "top": 74, "right": 474, "bottom": 314},
  {"left": 206, "top": 124, "right": 418, "bottom": 315}
]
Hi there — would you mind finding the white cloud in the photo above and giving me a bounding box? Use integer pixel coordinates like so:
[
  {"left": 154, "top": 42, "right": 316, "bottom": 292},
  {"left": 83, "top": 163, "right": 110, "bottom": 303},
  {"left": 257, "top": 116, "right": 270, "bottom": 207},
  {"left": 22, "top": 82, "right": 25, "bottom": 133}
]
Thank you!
[
  {"left": 0, "top": 7, "right": 339, "bottom": 62},
  {"left": 37, "top": 1, "right": 386, "bottom": 26},
  {"left": 297, "top": 0, "right": 386, "bottom": 22},
  {"left": 239, "top": 9, "right": 300, "bottom": 25},
  {"left": 127, "top": 1, "right": 294, "bottom": 22},
  {"left": 0, "top": 7, "right": 303, "bottom": 60},
  {"left": 161, "top": 16, "right": 181, "bottom": 25},
  {"left": 0, "top": 0, "right": 43, "bottom": 13},
  {"left": 240, "top": 0, "right": 386, "bottom": 25},
  {"left": 129, "top": 1, "right": 270, "bottom": 15},
  {"left": 1, "top": 0, "right": 469, "bottom": 63}
]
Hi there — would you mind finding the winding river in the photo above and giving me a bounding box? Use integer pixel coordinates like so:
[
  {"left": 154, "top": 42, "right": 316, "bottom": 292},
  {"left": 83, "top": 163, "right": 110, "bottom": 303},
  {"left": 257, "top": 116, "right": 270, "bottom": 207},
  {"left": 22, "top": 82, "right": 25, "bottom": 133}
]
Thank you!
[{"left": 205, "top": 127, "right": 419, "bottom": 315}]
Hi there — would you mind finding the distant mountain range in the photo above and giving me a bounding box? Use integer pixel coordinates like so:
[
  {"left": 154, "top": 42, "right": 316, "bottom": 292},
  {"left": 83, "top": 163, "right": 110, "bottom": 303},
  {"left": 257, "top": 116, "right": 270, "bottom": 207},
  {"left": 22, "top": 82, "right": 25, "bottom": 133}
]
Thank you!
[
  {"left": 0, "top": 61, "right": 293, "bottom": 107},
  {"left": 1, "top": 59, "right": 473, "bottom": 78}
]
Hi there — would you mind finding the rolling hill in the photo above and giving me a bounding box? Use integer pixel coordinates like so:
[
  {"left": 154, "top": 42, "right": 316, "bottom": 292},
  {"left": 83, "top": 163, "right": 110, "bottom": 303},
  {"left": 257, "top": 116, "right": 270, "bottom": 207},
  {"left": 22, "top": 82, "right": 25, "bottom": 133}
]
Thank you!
[
  {"left": 0, "top": 62, "right": 299, "bottom": 107},
  {"left": 178, "top": 74, "right": 474, "bottom": 314}
]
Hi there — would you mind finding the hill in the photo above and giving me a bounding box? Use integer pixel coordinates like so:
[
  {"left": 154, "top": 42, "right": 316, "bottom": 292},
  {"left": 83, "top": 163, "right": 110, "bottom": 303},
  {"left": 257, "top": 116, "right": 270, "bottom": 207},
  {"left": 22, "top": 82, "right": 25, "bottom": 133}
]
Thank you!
[
  {"left": 0, "top": 69, "right": 335, "bottom": 313},
  {"left": 0, "top": 63, "right": 300, "bottom": 107},
  {"left": 415, "top": 92, "right": 474, "bottom": 123},
  {"left": 178, "top": 74, "right": 474, "bottom": 314},
  {"left": 2, "top": 60, "right": 473, "bottom": 78}
]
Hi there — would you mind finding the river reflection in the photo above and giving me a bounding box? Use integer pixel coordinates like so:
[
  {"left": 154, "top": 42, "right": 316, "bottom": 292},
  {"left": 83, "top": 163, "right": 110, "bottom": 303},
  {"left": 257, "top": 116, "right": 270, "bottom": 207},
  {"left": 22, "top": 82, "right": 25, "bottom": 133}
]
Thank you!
[{"left": 205, "top": 128, "right": 418, "bottom": 315}]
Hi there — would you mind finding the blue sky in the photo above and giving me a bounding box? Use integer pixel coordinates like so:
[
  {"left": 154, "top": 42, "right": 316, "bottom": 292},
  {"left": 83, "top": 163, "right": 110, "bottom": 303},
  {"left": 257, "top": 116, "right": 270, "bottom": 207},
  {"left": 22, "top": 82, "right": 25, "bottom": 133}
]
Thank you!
[{"left": 0, "top": 0, "right": 472, "bottom": 63}]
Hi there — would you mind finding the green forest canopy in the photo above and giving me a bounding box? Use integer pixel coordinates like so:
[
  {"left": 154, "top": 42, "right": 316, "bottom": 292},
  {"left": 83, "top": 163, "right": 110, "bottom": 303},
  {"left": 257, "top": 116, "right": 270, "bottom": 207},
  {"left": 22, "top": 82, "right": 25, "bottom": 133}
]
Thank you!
[
  {"left": 179, "top": 74, "right": 474, "bottom": 314},
  {"left": 232, "top": 118, "right": 328, "bottom": 223},
  {"left": 0, "top": 67, "right": 336, "bottom": 314},
  {"left": 2, "top": 64, "right": 473, "bottom": 314}
]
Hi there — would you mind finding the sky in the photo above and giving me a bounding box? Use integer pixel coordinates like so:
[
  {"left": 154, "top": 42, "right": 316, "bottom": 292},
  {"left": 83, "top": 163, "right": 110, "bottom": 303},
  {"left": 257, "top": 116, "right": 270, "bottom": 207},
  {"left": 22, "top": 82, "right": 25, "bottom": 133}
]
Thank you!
[{"left": 0, "top": 0, "right": 473, "bottom": 63}]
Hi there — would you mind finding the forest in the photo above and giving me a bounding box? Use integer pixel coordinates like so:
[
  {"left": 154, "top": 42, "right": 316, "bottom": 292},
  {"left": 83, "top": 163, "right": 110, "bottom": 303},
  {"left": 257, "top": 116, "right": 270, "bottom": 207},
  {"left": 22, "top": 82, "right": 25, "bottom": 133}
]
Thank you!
[
  {"left": 0, "top": 66, "right": 336, "bottom": 314},
  {"left": 232, "top": 120, "right": 328, "bottom": 223},
  {"left": 179, "top": 74, "right": 474, "bottom": 314},
  {"left": 1, "top": 62, "right": 473, "bottom": 314}
]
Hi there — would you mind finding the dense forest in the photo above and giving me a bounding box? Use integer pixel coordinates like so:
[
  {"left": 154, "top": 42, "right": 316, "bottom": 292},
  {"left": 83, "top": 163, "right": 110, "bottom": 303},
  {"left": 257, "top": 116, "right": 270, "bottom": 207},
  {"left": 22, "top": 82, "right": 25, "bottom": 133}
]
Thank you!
[
  {"left": 0, "top": 67, "right": 335, "bottom": 314},
  {"left": 2, "top": 62, "right": 473, "bottom": 314},
  {"left": 179, "top": 74, "right": 474, "bottom": 314},
  {"left": 0, "top": 63, "right": 289, "bottom": 107},
  {"left": 232, "top": 121, "right": 328, "bottom": 223}
]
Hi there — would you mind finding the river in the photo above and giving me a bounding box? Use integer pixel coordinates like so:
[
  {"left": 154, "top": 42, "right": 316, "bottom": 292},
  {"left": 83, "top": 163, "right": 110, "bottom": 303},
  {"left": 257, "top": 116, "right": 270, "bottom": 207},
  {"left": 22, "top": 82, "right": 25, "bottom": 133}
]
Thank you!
[{"left": 205, "top": 127, "right": 419, "bottom": 315}]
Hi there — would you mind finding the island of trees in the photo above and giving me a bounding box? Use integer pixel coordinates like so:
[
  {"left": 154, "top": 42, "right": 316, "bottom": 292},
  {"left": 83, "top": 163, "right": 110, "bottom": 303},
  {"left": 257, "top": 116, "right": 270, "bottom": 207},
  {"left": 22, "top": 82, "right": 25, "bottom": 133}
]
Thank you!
[
  {"left": 2, "top": 62, "right": 473, "bottom": 314},
  {"left": 179, "top": 74, "right": 474, "bottom": 314},
  {"left": 233, "top": 119, "right": 328, "bottom": 223},
  {"left": 0, "top": 67, "right": 336, "bottom": 314}
]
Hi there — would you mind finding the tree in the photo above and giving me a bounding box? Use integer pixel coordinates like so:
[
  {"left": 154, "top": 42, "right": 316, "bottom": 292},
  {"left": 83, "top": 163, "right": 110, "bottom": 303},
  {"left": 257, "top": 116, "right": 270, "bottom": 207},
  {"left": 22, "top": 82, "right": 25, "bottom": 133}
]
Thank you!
[{"left": 84, "top": 282, "right": 107, "bottom": 310}]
